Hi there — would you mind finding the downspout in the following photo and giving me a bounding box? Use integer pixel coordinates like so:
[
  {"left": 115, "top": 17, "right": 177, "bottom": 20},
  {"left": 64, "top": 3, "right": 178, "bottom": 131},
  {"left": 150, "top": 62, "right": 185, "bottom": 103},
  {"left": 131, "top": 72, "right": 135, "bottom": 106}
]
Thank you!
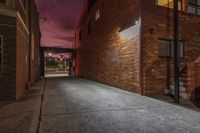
[
  {"left": 139, "top": 0, "right": 144, "bottom": 95},
  {"left": 74, "top": 31, "right": 77, "bottom": 77},
  {"left": 173, "top": 0, "right": 180, "bottom": 103},
  {"left": 28, "top": 0, "right": 32, "bottom": 84},
  {"left": 166, "top": 0, "right": 171, "bottom": 92}
]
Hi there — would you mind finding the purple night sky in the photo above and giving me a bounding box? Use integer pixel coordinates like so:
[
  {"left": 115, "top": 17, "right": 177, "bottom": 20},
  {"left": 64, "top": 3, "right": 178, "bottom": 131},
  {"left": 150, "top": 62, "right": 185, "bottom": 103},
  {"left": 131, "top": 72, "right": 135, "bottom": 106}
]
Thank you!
[{"left": 35, "top": 0, "right": 83, "bottom": 48}]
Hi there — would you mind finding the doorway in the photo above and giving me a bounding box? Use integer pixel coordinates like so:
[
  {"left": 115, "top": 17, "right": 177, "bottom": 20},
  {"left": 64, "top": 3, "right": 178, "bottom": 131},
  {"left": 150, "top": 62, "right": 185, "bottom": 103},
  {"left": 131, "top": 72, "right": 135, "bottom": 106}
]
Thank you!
[
  {"left": 40, "top": 47, "right": 74, "bottom": 78},
  {"left": 44, "top": 52, "right": 72, "bottom": 78}
]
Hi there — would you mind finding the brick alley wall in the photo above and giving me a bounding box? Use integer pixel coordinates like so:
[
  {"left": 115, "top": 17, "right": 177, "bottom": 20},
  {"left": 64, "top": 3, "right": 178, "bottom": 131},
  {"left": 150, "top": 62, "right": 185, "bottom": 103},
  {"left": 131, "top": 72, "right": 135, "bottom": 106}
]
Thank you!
[
  {"left": 142, "top": 0, "right": 200, "bottom": 96},
  {"left": 78, "top": 0, "right": 142, "bottom": 93},
  {"left": 30, "top": 0, "right": 40, "bottom": 84},
  {"left": 188, "top": 60, "right": 200, "bottom": 106},
  {"left": 77, "top": 0, "right": 200, "bottom": 101},
  {"left": 16, "top": 15, "right": 29, "bottom": 99},
  {"left": 0, "top": 1, "right": 40, "bottom": 101}
]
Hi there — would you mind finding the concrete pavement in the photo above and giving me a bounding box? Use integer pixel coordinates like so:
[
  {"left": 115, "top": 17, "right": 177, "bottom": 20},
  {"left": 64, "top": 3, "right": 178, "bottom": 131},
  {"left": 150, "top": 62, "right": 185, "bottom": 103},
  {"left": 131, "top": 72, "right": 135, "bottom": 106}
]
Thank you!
[
  {"left": 0, "top": 78, "right": 200, "bottom": 133},
  {"left": 0, "top": 79, "right": 45, "bottom": 133},
  {"left": 40, "top": 78, "right": 200, "bottom": 133}
]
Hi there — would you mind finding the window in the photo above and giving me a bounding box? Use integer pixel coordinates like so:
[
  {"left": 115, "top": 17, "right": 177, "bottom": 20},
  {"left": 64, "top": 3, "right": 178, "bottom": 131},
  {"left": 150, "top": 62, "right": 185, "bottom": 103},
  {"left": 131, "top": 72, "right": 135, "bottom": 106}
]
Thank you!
[
  {"left": 198, "top": 7, "right": 200, "bottom": 14},
  {"left": 156, "top": 0, "right": 183, "bottom": 11},
  {"left": 0, "top": 36, "right": 3, "bottom": 73},
  {"left": 188, "top": 0, "right": 200, "bottom": 15},
  {"left": 159, "top": 39, "right": 184, "bottom": 58},
  {"left": 88, "top": 20, "right": 93, "bottom": 33},
  {"left": 159, "top": 39, "right": 171, "bottom": 57},
  {"left": 0, "top": 0, "right": 6, "bottom": 4},
  {"left": 198, "top": 0, "right": 200, "bottom": 14},
  {"left": 171, "top": 41, "right": 184, "bottom": 57}
]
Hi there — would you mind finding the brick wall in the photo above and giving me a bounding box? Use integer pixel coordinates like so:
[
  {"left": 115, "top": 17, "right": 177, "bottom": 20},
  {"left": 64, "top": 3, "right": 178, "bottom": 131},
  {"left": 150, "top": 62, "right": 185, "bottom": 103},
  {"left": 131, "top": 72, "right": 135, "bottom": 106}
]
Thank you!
[
  {"left": 77, "top": 0, "right": 142, "bottom": 93},
  {"left": 188, "top": 60, "right": 200, "bottom": 106},
  {"left": 142, "top": 0, "right": 200, "bottom": 96},
  {"left": 0, "top": 1, "right": 40, "bottom": 101},
  {"left": 76, "top": 0, "right": 200, "bottom": 102},
  {"left": 15, "top": 0, "right": 30, "bottom": 28},
  {"left": 30, "top": 0, "right": 40, "bottom": 84},
  {"left": 0, "top": 15, "right": 16, "bottom": 101},
  {"left": 16, "top": 14, "right": 29, "bottom": 99}
]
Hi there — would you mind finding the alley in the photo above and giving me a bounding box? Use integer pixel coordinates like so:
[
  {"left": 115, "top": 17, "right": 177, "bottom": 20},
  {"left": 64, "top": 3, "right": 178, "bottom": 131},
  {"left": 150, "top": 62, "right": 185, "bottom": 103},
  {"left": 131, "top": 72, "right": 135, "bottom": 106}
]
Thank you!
[
  {"left": 38, "top": 78, "right": 200, "bottom": 133},
  {"left": 2, "top": 0, "right": 200, "bottom": 133}
]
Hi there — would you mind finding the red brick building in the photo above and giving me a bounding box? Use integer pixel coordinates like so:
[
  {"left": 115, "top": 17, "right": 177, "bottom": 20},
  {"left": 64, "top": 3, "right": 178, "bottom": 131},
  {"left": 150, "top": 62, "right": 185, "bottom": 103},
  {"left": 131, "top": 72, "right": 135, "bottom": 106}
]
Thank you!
[
  {"left": 75, "top": 0, "right": 200, "bottom": 105},
  {"left": 0, "top": 0, "right": 40, "bottom": 101}
]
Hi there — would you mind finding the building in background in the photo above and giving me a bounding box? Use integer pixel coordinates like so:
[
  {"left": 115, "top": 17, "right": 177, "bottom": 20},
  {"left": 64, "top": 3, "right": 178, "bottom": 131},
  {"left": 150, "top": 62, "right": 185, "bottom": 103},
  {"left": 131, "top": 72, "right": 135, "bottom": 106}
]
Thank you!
[
  {"left": 0, "top": 0, "right": 40, "bottom": 101},
  {"left": 75, "top": 0, "right": 200, "bottom": 105}
]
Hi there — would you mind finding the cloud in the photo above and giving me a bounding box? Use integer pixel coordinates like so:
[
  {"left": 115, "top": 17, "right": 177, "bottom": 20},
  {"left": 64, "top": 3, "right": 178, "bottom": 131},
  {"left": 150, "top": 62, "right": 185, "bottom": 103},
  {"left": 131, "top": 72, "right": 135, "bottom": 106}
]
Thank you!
[{"left": 35, "top": 0, "right": 83, "bottom": 48}]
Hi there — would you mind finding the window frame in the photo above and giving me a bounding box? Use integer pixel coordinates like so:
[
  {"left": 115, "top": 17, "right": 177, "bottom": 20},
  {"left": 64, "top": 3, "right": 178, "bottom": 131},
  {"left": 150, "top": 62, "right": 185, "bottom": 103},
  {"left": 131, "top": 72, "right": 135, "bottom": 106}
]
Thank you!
[
  {"left": 156, "top": 0, "right": 183, "bottom": 11},
  {"left": 158, "top": 38, "right": 185, "bottom": 58},
  {"left": 188, "top": 0, "right": 200, "bottom": 15},
  {"left": 0, "top": 35, "right": 3, "bottom": 74}
]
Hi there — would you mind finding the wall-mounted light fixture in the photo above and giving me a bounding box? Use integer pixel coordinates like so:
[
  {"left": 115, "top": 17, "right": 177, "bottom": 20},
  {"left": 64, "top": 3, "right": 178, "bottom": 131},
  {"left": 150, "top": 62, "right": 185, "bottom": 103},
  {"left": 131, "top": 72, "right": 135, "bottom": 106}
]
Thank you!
[{"left": 119, "top": 19, "right": 141, "bottom": 39}]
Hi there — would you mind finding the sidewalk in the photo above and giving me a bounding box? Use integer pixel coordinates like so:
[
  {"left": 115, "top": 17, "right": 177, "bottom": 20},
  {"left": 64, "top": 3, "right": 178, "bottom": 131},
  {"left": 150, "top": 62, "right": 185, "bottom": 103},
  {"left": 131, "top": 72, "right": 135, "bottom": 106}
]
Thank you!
[{"left": 0, "top": 79, "right": 45, "bottom": 133}]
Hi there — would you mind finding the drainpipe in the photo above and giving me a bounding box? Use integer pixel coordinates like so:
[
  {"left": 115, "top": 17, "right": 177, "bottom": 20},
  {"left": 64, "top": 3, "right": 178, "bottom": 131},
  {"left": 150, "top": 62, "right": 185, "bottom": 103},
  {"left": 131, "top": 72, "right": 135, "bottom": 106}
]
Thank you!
[
  {"left": 28, "top": 0, "right": 32, "bottom": 84},
  {"left": 140, "top": 0, "right": 144, "bottom": 95},
  {"left": 173, "top": 0, "right": 180, "bottom": 103},
  {"left": 166, "top": 0, "right": 170, "bottom": 92}
]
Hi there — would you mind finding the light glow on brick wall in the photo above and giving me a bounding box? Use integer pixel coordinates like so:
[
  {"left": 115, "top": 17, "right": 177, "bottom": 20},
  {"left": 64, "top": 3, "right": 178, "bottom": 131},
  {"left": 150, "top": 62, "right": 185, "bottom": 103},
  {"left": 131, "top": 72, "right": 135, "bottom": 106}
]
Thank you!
[{"left": 119, "top": 20, "right": 140, "bottom": 39}]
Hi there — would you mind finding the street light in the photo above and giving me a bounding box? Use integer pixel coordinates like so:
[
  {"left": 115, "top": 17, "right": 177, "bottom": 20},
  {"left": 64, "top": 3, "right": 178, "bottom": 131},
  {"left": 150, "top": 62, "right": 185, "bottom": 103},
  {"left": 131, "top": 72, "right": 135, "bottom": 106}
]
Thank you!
[
  {"left": 173, "top": 0, "right": 180, "bottom": 103},
  {"left": 48, "top": 53, "right": 52, "bottom": 56}
]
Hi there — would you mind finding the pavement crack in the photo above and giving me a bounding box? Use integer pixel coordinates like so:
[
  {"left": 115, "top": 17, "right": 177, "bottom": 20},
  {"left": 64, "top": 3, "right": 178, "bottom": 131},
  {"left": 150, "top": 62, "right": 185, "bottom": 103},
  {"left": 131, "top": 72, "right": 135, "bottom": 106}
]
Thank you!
[
  {"left": 41, "top": 107, "right": 139, "bottom": 117},
  {"left": 36, "top": 78, "right": 46, "bottom": 133}
]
